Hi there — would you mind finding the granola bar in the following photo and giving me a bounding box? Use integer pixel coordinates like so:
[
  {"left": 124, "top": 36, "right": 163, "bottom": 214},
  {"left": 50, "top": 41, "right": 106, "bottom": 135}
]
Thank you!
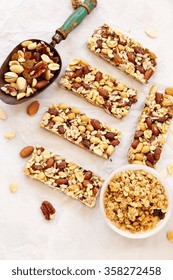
[
  {"left": 24, "top": 146, "right": 104, "bottom": 208},
  {"left": 59, "top": 58, "right": 138, "bottom": 119},
  {"left": 87, "top": 23, "right": 157, "bottom": 84},
  {"left": 40, "top": 104, "right": 121, "bottom": 159},
  {"left": 128, "top": 85, "right": 173, "bottom": 167}
]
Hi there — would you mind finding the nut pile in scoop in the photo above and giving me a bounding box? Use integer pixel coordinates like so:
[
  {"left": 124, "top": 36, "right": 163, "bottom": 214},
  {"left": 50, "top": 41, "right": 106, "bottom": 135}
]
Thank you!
[{"left": 1, "top": 40, "right": 60, "bottom": 100}]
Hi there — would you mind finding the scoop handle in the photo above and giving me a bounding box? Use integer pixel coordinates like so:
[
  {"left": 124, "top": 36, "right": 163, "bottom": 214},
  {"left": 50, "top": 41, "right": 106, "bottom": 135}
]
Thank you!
[{"left": 51, "top": 0, "right": 97, "bottom": 46}]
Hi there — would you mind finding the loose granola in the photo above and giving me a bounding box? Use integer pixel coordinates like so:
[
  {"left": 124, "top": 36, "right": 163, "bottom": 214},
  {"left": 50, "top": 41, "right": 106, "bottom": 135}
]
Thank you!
[
  {"left": 59, "top": 58, "right": 138, "bottom": 119},
  {"left": 87, "top": 23, "right": 157, "bottom": 84},
  {"left": 104, "top": 169, "right": 168, "bottom": 234}
]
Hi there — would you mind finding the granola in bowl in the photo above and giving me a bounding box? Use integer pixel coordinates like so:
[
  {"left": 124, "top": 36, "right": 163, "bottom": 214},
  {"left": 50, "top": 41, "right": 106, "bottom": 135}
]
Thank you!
[{"left": 100, "top": 165, "right": 171, "bottom": 238}]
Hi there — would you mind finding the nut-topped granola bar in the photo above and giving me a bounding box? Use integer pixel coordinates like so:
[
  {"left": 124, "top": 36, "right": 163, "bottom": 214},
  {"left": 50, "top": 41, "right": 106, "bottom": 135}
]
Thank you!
[
  {"left": 87, "top": 24, "right": 157, "bottom": 84},
  {"left": 40, "top": 104, "right": 121, "bottom": 159},
  {"left": 128, "top": 86, "right": 173, "bottom": 167},
  {"left": 59, "top": 58, "right": 138, "bottom": 119},
  {"left": 24, "top": 146, "right": 104, "bottom": 208}
]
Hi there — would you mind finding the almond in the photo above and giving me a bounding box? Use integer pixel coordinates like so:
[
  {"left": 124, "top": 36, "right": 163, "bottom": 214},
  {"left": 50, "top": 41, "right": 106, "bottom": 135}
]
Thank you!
[
  {"left": 27, "top": 101, "right": 40, "bottom": 116},
  {"left": 20, "top": 146, "right": 34, "bottom": 158},
  {"left": 35, "top": 80, "right": 49, "bottom": 89}
]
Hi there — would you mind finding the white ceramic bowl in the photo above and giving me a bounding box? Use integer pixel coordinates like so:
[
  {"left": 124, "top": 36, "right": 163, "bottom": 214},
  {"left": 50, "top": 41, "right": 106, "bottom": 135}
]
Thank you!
[{"left": 100, "top": 164, "right": 172, "bottom": 239}]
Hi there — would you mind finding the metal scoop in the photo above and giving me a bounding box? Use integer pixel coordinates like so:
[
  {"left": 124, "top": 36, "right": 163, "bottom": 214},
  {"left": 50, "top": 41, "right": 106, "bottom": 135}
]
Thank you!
[{"left": 0, "top": 0, "right": 97, "bottom": 105}]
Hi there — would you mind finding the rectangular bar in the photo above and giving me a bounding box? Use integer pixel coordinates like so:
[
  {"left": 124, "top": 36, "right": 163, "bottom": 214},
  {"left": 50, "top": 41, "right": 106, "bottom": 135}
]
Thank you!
[
  {"left": 87, "top": 23, "right": 157, "bottom": 84},
  {"left": 24, "top": 146, "right": 104, "bottom": 208},
  {"left": 59, "top": 58, "right": 138, "bottom": 119},
  {"left": 40, "top": 103, "right": 121, "bottom": 159},
  {"left": 128, "top": 85, "right": 173, "bottom": 168}
]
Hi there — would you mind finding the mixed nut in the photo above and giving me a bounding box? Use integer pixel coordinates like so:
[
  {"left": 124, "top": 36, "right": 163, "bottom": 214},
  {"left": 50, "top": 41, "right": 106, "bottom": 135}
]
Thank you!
[{"left": 1, "top": 40, "right": 60, "bottom": 100}]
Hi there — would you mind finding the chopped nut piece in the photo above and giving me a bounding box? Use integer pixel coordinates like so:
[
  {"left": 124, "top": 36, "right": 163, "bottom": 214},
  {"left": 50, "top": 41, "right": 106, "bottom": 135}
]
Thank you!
[
  {"left": 10, "top": 183, "right": 18, "bottom": 193},
  {"left": 167, "top": 231, "right": 173, "bottom": 242},
  {"left": 40, "top": 104, "right": 121, "bottom": 159},
  {"left": 167, "top": 164, "right": 173, "bottom": 175},
  {"left": 59, "top": 58, "right": 138, "bottom": 119},
  {"left": 5, "top": 131, "right": 16, "bottom": 139},
  {"left": 104, "top": 169, "right": 168, "bottom": 233},
  {"left": 0, "top": 108, "right": 8, "bottom": 120},
  {"left": 24, "top": 146, "right": 104, "bottom": 207}
]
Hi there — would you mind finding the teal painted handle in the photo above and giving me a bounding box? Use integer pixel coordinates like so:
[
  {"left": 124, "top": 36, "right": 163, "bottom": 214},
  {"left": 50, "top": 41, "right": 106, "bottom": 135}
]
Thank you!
[{"left": 57, "top": 0, "right": 97, "bottom": 39}]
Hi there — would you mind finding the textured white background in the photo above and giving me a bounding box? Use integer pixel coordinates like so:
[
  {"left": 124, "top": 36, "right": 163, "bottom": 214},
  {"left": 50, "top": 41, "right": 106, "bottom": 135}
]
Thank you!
[{"left": 0, "top": 0, "right": 173, "bottom": 260}]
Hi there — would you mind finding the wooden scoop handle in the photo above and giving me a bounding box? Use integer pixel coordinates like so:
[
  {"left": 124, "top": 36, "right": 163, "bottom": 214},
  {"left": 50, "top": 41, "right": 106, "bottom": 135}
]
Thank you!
[{"left": 51, "top": 0, "right": 97, "bottom": 46}]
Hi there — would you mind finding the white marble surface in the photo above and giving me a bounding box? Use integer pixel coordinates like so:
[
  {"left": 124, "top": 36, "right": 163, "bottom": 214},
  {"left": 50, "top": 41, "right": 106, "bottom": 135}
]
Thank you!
[{"left": 0, "top": 0, "right": 173, "bottom": 259}]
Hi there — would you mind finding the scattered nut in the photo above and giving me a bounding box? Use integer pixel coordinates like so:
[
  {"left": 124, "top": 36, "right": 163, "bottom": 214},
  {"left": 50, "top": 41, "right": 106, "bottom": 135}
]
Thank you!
[
  {"left": 5, "top": 131, "right": 16, "bottom": 139},
  {"left": 145, "top": 28, "right": 158, "bottom": 38},
  {"left": 20, "top": 146, "right": 34, "bottom": 158},
  {"left": 167, "top": 164, "right": 173, "bottom": 175},
  {"left": 40, "top": 200, "right": 56, "bottom": 220},
  {"left": 0, "top": 108, "right": 8, "bottom": 120},
  {"left": 160, "top": 168, "right": 168, "bottom": 178},
  {"left": 27, "top": 101, "right": 40, "bottom": 116},
  {"left": 10, "top": 183, "right": 18, "bottom": 193},
  {"left": 167, "top": 231, "right": 173, "bottom": 242}
]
